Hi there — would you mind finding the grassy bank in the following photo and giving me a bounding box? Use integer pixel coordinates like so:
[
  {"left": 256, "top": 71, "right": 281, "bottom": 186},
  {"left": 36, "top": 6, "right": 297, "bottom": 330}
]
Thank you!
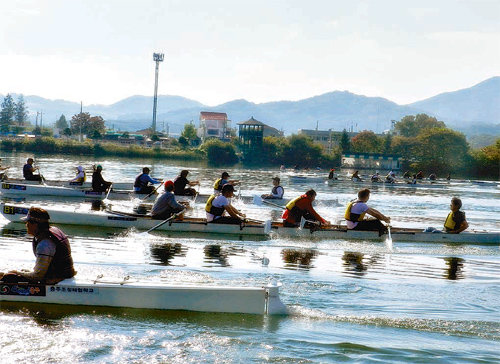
[{"left": 0, "top": 137, "right": 204, "bottom": 161}]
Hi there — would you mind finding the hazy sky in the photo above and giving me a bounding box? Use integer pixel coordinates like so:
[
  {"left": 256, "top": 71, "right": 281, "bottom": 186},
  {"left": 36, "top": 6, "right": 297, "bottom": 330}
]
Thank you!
[{"left": 0, "top": 0, "right": 498, "bottom": 106}]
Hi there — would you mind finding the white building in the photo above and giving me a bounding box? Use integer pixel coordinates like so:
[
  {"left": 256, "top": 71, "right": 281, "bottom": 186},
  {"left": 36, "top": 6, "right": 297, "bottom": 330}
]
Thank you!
[{"left": 198, "top": 111, "right": 230, "bottom": 140}]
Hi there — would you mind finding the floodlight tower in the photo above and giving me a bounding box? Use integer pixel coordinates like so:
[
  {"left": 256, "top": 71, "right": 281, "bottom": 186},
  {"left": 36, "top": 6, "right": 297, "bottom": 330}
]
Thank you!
[{"left": 152, "top": 52, "right": 164, "bottom": 134}]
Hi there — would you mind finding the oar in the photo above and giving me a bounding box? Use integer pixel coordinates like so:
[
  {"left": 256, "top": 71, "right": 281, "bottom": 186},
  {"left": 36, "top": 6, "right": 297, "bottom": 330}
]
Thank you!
[
  {"left": 192, "top": 184, "right": 201, "bottom": 204},
  {"left": 299, "top": 216, "right": 321, "bottom": 230},
  {"left": 142, "top": 180, "right": 164, "bottom": 201},
  {"left": 102, "top": 183, "right": 113, "bottom": 203},
  {"left": 385, "top": 224, "right": 393, "bottom": 250},
  {"left": 244, "top": 217, "right": 273, "bottom": 234},
  {"left": 145, "top": 209, "right": 185, "bottom": 234}
]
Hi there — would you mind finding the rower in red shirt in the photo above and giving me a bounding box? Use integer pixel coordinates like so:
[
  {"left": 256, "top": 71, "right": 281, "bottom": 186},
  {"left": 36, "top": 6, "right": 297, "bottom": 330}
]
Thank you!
[{"left": 282, "top": 189, "right": 330, "bottom": 228}]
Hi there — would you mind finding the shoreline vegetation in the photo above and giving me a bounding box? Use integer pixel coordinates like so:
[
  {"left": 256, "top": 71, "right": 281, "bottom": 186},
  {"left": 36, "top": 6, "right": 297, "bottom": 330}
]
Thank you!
[{"left": 0, "top": 132, "right": 498, "bottom": 179}]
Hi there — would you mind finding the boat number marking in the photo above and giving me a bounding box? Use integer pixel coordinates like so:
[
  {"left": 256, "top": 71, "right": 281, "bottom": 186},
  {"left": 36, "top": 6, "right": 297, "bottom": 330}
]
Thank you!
[
  {"left": 1, "top": 183, "right": 26, "bottom": 190},
  {"left": 3, "top": 206, "right": 29, "bottom": 215},
  {"left": 84, "top": 191, "right": 103, "bottom": 195},
  {"left": 108, "top": 216, "right": 137, "bottom": 221}
]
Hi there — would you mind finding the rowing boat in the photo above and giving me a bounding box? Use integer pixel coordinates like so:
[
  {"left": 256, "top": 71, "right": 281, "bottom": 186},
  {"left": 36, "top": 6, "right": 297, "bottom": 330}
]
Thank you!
[
  {"left": 2, "top": 177, "right": 132, "bottom": 190},
  {"left": 0, "top": 276, "right": 288, "bottom": 315},
  {"left": 1, "top": 203, "right": 498, "bottom": 244},
  {"left": 0, "top": 182, "right": 156, "bottom": 201}
]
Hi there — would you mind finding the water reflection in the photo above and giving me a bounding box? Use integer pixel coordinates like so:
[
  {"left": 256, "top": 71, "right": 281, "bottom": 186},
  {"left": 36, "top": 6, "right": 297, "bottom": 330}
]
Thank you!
[
  {"left": 204, "top": 245, "right": 230, "bottom": 267},
  {"left": 443, "top": 257, "right": 465, "bottom": 280},
  {"left": 150, "top": 243, "right": 186, "bottom": 265},
  {"left": 281, "top": 249, "right": 318, "bottom": 270},
  {"left": 342, "top": 252, "right": 367, "bottom": 276}
]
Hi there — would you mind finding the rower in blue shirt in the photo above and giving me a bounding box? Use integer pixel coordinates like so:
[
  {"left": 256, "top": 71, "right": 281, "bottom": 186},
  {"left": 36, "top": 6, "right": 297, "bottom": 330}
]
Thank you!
[{"left": 134, "top": 167, "right": 161, "bottom": 194}]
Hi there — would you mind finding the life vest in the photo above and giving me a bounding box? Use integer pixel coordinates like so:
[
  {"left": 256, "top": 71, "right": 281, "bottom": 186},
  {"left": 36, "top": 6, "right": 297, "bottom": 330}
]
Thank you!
[
  {"left": 213, "top": 178, "right": 223, "bottom": 191},
  {"left": 272, "top": 185, "right": 284, "bottom": 198},
  {"left": 282, "top": 195, "right": 307, "bottom": 221},
  {"left": 444, "top": 211, "right": 465, "bottom": 231},
  {"left": 205, "top": 195, "right": 225, "bottom": 216},
  {"left": 134, "top": 173, "right": 148, "bottom": 189},
  {"left": 344, "top": 200, "right": 366, "bottom": 222},
  {"left": 32, "top": 227, "right": 76, "bottom": 280}
]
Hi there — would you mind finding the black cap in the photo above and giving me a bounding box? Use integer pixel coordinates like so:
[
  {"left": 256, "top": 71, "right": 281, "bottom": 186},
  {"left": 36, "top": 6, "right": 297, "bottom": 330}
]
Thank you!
[{"left": 222, "top": 171, "right": 230, "bottom": 178}]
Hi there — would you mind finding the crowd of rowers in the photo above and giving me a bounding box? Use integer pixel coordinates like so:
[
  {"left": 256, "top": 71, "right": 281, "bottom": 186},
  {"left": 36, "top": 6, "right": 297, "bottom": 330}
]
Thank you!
[
  {"left": 345, "top": 169, "right": 450, "bottom": 184},
  {"left": 0, "top": 164, "right": 469, "bottom": 286}
]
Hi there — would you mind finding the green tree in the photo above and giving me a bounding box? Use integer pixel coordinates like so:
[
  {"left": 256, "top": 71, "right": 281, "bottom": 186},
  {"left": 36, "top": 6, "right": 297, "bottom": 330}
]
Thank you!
[
  {"left": 200, "top": 139, "right": 238, "bottom": 165},
  {"left": 70, "top": 112, "right": 106, "bottom": 137},
  {"left": 0, "top": 94, "right": 16, "bottom": 133},
  {"left": 414, "top": 128, "right": 469, "bottom": 171},
  {"left": 63, "top": 127, "right": 72, "bottom": 137},
  {"left": 55, "top": 114, "right": 68, "bottom": 130},
  {"left": 280, "top": 135, "right": 323, "bottom": 167},
  {"left": 340, "top": 129, "right": 351, "bottom": 153},
  {"left": 14, "top": 95, "right": 28, "bottom": 126},
  {"left": 395, "top": 114, "right": 446, "bottom": 137},
  {"left": 468, "top": 139, "right": 499, "bottom": 177},
  {"left": 350, "top": 130, "right": 383, "bottom": 153},
  {"left": 181, "top": 123, "right": 200, "bottom": 146},
  {"left": 382, "top": 133, "right": 393, "bottom": 153}
]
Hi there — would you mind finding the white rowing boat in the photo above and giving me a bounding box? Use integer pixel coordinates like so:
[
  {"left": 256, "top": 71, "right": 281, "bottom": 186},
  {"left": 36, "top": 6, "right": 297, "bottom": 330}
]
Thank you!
[
  {"left": 0, "top": 182, "right": 156, "bottom": 201},
  {"left": 2, "top": 177, "right": 133, "bottom": 190},
  {"left": 0, "top": 277, "right": 288, "bottom": 315},
  {"left": 1, "top": 203, "right": 498, "bottom": 244}
]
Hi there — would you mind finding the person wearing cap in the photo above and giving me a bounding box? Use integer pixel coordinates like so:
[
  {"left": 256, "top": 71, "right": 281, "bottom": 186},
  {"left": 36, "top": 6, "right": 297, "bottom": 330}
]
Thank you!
[
  {"left": 205, "top": 184, "right": 246, "bottom": 224},
  {"left": 213, "top": 171, "right": 239, "bottom": 194},
  {"left": 0, "top": 207, "right": 76, "bottom": 284},
  {"left": 23, "top": 157, "right": 43, "bottom": 181},
  {"left": 328, "top": 168, "right": 337, "bottom": 180},
  {"left": 261, "top": 177, "right": 284, "bottom": 200},
  {"left": 174, "top": 169, "right": 200, "bottom": 196},
  {"left": 282, "top": 189, "right": 330, "bottom": 228},
  {"left": 151, "top": 180, "right": 188, "bottom": 219},
  {"left": 70, "top": 165, "right": 86, "bottom": 184},
  {"left": 371, "top": 172, "right": 381, "bottom": 183},
  {"left": 92, "top": 164, "right": 112, "bottom": 192},
  {"left": 134, "top": 167, "right": 161, "bottom": 194}
]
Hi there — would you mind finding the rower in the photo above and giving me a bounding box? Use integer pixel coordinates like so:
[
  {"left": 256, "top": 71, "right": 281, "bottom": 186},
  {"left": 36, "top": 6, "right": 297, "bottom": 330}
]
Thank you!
[
  {"left": 407, "top": 174, "right": 417, "bottom": 184},
  {"left": 206, "top": 184, "right": 246, "bottom": 224},
  {"left": 385, "top": 171, "right": 396, "bottom": 184},
  {"left": 416, "top": 171, "right": 424, "bottom": 179},
  {"left": 328, "top": 168, "right": 338, "bottom": 180},
  {"left": 444, "top": 197, "right": 468, "bottom": 234},
  {"left": 213, "top": 171, "right": 239, "bottom": 194},
  {"left": 0, "top": 158, "right": 10, "bottom": 179},
  {"left": 151, "top": 180, "right": 188, "bottom": 219},
  {"left": 446, "top": 173, "right": 451, "bottom": 181},
  {"left": 282, "top": 189, "right": 330, "bottom": 228},
  {"left": 174, "top": 169, "right": 199, "bottom": 196},
  {"left": 134, "top": 167, "right": 161, "bottom": 194},
  {"left": 23, "top": 157, "right": 43, "bottom": 181},
  {"left": 429, "top": 173, "right": 437, "bottom": 181},
  {"left": 403, "top": 171, "right": 411, "bottom": 179},
  {"left": 344, "top": 188, "right": 390, "bottom": 236},
  {"left": 261, "top": 177, "right": 284, "bottom": 200},
  {"left": 351, "top": 170, "right": 362, "bottom": 182},
  {"left": 371, "top": 172, "right": 381, "bottom": 182},
  {"left": 70, "top": 165, "right": 86, "bottom": 185},
  {"left": 0, "top": 207, "right": 76, "bottom": 284},
  {"left": 92, "top": 164, "right": 112, "bottom": 192}
]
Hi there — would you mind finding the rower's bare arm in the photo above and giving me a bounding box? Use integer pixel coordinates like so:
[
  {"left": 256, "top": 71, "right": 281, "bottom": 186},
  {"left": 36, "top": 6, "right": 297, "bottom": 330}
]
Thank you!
[
  {"left": 366, "top": 208, "right": 390, "bottom": 223},
  {"left": 455, "top": 220, "right": 469, "bottom": 233}
]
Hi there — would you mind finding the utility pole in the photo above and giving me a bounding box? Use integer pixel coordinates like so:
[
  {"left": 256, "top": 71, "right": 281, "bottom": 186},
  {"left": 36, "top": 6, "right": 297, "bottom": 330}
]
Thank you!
[
  {"left": 152, "top": 52, "right": 164, "bottom": 134},
  {"left": 40, "top": 111, "right": 43, "bottom": 129}
]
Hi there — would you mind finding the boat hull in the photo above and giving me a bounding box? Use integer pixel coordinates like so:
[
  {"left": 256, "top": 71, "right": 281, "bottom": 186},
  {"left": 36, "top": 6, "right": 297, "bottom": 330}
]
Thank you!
[
  {"left": 0, "top": 278, "right": 287, "bottom": 315},
  {"left": 1, "top": 203, "right": 498, "bottom": 244}
]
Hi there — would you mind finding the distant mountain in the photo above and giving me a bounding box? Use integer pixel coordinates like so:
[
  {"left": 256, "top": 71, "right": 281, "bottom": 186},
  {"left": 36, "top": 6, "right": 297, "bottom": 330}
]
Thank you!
[
  {"left": 1, "top": 76, "right": 498, "bottom": 135},
  {"left": 408, "top": 77, "right": 500, "bottom": 126}
]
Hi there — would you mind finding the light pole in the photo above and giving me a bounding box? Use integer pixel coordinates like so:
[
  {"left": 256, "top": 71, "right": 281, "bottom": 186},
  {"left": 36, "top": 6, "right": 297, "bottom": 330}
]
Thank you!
[{"left": 152, "top": 52, "right": 164, "bottom": 134}]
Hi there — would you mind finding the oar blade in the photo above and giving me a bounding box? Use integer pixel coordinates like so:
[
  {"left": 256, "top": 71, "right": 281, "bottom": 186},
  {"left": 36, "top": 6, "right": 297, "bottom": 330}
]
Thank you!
[
  {"left": 264, "top": 219, "right": 272, "bottom": 234},
  {"left": 253, "top": 195, "right": 263, "bottom": 206}
]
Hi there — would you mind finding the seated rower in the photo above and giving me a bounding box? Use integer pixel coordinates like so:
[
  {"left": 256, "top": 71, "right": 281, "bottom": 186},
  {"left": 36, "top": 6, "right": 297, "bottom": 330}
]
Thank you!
[
  {"left": 345, "top": 188, "right": 390, "bottom": 236},
  {"left": 385, "top": 171, "right": 396, "bottom": 184},
  {"left": 206, "top": 184, "right": 246, "bottom": 224},
  {"left": 416, "top": 171, "right": 424, "bottom": 179},
  {"left": 134, "top": 167, "right": 161, "bottom": 194},
  {"left": 328, "top": 168, "right": 338, "bottom": 180},
  {"left": 70, "top": 165, "right": 86, "bottom": 185},
  {"left": 407, "top": 174, "right": 417, "bottom": 184},
  {"left": 92, "top": 165, "right": 112, "bottom": 192},
  {"left": 371, "top": 172, "right": 381, "bottom": 182},
  {"left": 444, "top": 197, "right": 468, "bottom": 234},
  {"left": 0, "top": 207, "right": 76, "bottom": 285},
  {"left": 151, "top": 180, "right": 188, "bottom": 220},
  {"left": 351, "top": 170, "right": 362, "bottom": 182},
  {"left": 282, "top": 189, "right": 330, "bottom": 228},
  {"left": 213, "top": 171, "right": 239, "bottom": 194},
  {"left": 403, "top": 171, "right": 411, "bottom": 179},
  {"left": 174, "top": 169, "right": 199, "bottom": 196},
  {"left": 23, "top": 157, "right": 43, "bottom": 181},
  {"left": 429, "top": 173, "right": 437, "bottom": 181},
  {"left": 261, "top": 177, "right": 284, "bottom": 200}
]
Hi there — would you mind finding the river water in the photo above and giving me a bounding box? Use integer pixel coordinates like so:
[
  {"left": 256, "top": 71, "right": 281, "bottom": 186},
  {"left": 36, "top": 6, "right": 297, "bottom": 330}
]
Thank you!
[{"left": 0, "top": 153, "right": 498, "bottom": 363}]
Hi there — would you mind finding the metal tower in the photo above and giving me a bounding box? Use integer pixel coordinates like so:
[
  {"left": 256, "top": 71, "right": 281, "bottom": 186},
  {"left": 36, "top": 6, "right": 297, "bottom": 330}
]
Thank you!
[{"left": 152, "top": 52, "right": 164, "bottom": 134}]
